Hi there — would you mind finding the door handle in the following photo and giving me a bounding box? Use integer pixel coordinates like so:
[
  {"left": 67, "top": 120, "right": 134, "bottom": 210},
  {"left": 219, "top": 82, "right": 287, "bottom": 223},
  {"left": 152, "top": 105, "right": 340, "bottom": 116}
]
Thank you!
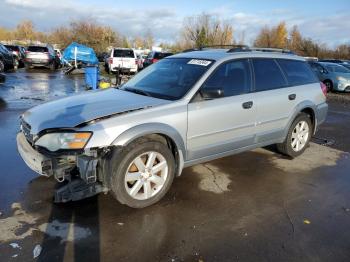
[
  {"left": 288, "top": 94, "right": 296, "bottom": 100},
  {"left": 242, "top": 101, "right": 253, "bottom": 109}
]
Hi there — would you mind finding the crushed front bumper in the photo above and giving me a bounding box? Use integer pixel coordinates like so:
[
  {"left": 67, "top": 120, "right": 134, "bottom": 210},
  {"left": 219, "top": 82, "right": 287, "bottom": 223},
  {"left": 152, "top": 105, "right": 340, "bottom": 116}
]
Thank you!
[
  {"left": 17, "top": 132, "right": 108, "bottom": 202},
  {"left": 16, "top": 132, "right": 53, "bottom": 176}
]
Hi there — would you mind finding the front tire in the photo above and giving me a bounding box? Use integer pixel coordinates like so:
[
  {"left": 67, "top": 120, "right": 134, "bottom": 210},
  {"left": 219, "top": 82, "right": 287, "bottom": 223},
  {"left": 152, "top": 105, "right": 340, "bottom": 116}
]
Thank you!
[
  {"left": 277, "top": 113, "right": 312, "bottom": 158},
  {"left": 108, "top": 139, "right": 175, "bottom": 208}
]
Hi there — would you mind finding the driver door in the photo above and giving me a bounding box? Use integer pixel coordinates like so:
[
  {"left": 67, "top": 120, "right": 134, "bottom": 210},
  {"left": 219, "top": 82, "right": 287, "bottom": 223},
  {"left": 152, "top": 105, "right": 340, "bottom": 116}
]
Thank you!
[{"left": 187, "top": 59, "right": 257, "bottom": 161}]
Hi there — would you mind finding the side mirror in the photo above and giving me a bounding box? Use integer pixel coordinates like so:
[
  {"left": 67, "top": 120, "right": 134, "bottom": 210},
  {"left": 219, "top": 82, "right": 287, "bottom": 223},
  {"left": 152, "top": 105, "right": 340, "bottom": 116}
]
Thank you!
[
  {"left": 200, "top": 87, "right": 224, "bottom": 100},
  {"left": 321, "top": 68, "right": 328, "bottom": 74}
]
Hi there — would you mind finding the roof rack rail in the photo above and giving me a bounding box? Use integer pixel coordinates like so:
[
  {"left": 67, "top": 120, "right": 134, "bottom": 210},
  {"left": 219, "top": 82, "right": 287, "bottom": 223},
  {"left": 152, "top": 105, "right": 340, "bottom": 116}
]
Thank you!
[
  {"left": 200, "top": 44, "right": 249, "bottom": 50},
  {"left": 181, "top": 48, "right": 201, "bottom": 53},
  {"left": 181, "top": 45, "right": 295, "bottom": 55},
  {"left": 248, "top": 47, "right": 294, "bottom": 54},
  {"left": 181, "top": 45, "right": 249, "bottom": 53}
]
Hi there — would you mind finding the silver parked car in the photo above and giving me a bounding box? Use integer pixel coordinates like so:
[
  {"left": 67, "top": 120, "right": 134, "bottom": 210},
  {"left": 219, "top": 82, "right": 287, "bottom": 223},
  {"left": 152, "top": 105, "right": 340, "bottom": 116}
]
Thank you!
[
  {"left": 309, "top": 61, "right": 350, "bottom": 92},
  {"left": 25, "top": 44, "right": 58, "bottom": 70},
  {"left": 17, "top": 47, "right": 328, "bottom": 208}
]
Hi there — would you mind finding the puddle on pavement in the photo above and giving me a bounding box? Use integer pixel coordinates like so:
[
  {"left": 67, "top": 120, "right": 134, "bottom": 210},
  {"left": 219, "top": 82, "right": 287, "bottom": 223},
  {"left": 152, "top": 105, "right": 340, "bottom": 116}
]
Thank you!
[
  {"left": 0, "top": 202, "right": 91, "bottom": 243},
  {"left": 0, "top": 69, "right": 86, "bottom": 110},
  {"left": 0, "top": 203, "right": 37, "bottom": 242}
]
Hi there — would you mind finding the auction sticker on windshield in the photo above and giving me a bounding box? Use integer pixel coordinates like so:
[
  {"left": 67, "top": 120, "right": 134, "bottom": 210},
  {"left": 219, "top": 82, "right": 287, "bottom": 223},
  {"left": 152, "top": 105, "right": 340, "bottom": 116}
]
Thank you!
[{"left": 188, "top": 59, "right": 212, "bottom": 66}]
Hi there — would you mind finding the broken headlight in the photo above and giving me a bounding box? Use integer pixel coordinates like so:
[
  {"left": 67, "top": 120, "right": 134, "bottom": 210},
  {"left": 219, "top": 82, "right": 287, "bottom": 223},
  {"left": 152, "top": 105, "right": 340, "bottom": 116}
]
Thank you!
[{"left": 35, "top": 132, "right": 92, "bottom": 151}]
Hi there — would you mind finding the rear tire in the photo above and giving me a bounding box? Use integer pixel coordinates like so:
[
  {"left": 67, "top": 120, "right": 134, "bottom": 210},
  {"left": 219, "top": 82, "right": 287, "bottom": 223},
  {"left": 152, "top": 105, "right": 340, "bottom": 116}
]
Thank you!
[
  {"left": 0, "top": 60, "right": 4, "bottom": 73},
  {"left": 13, "top": 59, "right": 19, "bottom": 70},
  {"left": 277, "top": 112, "right": 312, "bottom": 158},
  {"left": 108, "top": 139, "right": 175, "bottom": 208},
  {"left": 323, "top": 80, "right": 333, "bottom": 92},
  {"left": 49, "top": 62, "right": 56, "bottom": 71}
]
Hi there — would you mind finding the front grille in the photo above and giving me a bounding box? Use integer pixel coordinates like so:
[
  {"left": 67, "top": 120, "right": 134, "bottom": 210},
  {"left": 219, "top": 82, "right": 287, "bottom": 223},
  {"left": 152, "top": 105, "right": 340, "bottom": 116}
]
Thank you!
[{"left": 20, "top": 118, "right": 34, "bottom": 144}]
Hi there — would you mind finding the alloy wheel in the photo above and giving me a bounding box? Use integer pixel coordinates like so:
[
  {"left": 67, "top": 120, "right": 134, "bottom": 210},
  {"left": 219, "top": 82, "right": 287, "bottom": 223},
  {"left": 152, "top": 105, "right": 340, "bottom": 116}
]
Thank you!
[
  {"left": 124, "top": 151, "right": 168, "bottom": 200},
  {"left": 291, "top": 120, "right": 309, "bottom": 152}
]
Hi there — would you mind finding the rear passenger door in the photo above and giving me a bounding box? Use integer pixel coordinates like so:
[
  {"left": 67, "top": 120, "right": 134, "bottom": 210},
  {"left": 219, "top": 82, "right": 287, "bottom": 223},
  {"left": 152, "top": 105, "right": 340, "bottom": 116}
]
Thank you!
[
  {"left": 253, "top": 58, "right": 316, "bottom": 143},
  {"left": 252, "top": 58, "right": 293, "bottom": 143},
  {"left": 187, "top": 59, "right": 257, "bottom": 160}
]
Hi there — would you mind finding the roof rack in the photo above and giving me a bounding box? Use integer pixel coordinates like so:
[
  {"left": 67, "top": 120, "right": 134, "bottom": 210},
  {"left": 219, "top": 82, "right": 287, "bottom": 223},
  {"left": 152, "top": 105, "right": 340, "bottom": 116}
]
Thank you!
[
  {"left": 201, "top": 44, "right": 249, "bottom": 50},
  {"left": 181, "top": 45, "right": 295, "bottom": 55},
  {"left": 244, "top": 47, "right": 294, "bottom": 54},
  {"left": 181, "top": 48, "right": 201, "bottom": 53},
  {"left": 181, "top": 45, "right": 249, "bottom": 53}
]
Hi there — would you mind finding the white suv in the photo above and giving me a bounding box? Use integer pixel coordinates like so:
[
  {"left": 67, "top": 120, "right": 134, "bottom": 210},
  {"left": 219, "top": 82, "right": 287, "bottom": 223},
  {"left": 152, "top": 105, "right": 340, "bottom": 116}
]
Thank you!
[{"left": 105, "top": 48, "right": 138, "bottom": 74}]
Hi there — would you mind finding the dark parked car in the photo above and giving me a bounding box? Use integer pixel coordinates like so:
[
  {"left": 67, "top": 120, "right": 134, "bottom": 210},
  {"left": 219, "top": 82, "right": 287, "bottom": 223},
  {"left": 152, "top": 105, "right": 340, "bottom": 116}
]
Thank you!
[
  {"left": 4, "top": 44, "right": 26, "bottom": 67},
  {"left": 143, "top": 51, "right": 173, "bottom": 67},
  {"left": 97, "top": 52, "right": 108, "bottom": 63},
  {"left": 24, "top": 44, "right": 58, "bottom": 70},
  {"left": 0, "top": 43, "right": 17, "bottom": 72}
]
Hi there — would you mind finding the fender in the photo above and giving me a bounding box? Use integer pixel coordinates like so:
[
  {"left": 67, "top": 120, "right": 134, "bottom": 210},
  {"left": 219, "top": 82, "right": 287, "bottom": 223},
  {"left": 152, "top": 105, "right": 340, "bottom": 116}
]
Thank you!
[
  {"left": 111, "top": 123, "right": 186, "bottom": 175},
  {"left": 281, "top": 100, "right": 317, "bottom": 142}
]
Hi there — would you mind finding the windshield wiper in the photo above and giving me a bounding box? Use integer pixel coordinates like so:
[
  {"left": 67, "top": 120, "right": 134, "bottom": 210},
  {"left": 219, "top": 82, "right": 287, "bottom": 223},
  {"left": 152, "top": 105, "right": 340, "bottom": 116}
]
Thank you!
[{"left": 123, "top": 87, "right": 152, "bottom": 97}]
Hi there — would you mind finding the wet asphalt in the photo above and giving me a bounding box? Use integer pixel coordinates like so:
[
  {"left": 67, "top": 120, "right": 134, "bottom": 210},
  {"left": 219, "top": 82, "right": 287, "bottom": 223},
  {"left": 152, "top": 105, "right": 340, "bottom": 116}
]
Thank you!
[{"left": 0, "top": 69, "right": 350, "bottom": 262}]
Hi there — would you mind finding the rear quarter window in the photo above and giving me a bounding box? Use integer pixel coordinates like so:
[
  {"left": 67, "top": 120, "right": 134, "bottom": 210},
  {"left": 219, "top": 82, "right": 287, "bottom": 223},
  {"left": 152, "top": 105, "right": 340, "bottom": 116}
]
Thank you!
[
  {"left": 113, "top": 49, "right": 135, "bottom": 58},
  {"left": 5, "top": 45, "right": 19, "bottom": 51},
  {"left": 154, "top": 52, "right": 173, "bottom": 59},
  {"left": 27, "top": 46, "right": 48, "bottom": 52},
  {"left": 252, "top": 58, "right": 287, "bottom": 92},
  {"left": 277, "top": 59, "right": 318, "bottom": 85}
]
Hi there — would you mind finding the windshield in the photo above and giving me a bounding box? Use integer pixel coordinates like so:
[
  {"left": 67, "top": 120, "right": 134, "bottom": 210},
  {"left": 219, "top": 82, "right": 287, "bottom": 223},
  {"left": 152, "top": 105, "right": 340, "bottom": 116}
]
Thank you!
[
  {"left": 122, "top": 58, "right": 214, "bottom": 100},
  {"left": 325, "top": 64, "right": 350, "bottom": 73}
]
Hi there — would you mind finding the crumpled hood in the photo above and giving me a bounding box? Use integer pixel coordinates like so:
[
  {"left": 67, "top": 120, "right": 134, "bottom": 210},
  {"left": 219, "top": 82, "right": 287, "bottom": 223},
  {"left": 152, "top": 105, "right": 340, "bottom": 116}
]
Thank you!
[{"left": 23, "top": 88, "right": 169, "bottom": 134}]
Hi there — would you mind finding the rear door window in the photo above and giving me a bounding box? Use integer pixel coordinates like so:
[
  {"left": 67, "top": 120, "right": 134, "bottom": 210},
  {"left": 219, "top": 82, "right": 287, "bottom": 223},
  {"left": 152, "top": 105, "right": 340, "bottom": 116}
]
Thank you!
[
  {"left": 277, "top": 59, "right": 318, "bottom": 85},
  {"left": 27, "top": 46, "right": 48, "bottom": 52},
  {"left": 113, "top": 49, "right": 135, "bottom": 58},
  {"left": 252, "top": 58, "right": 287, "bottom": 92},
  {"left": 202, "top": 59, "right": 251, "bottom": 97}
]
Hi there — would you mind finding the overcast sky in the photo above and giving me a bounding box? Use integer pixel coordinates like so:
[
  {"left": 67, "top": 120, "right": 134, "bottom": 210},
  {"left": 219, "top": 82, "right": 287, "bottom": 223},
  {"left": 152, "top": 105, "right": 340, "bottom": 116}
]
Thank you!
[{"left": 0, "top": 0, "right": 349, "bottom": 47}]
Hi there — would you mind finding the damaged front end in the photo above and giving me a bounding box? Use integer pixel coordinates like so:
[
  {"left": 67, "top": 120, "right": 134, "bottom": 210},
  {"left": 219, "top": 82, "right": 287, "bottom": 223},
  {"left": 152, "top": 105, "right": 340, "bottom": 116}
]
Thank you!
[
  {"left": 17, "top": 119, "right": 111, "bottom": 203},
  {"left": 53, "top": 149, "right": 110, "bottom": 203}
]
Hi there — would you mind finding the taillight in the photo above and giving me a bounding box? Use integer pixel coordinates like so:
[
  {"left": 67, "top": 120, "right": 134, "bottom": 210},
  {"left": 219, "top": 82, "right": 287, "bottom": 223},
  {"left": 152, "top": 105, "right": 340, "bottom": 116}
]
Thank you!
[
  {"left": 108, "top": 58, "right": 113, "bottom": 64},
  {"left": 152, "top": 58, "right": 158, "bottom": 63},
  {"left": 320, "top": 82, "right": 327, "bottom": 96}
]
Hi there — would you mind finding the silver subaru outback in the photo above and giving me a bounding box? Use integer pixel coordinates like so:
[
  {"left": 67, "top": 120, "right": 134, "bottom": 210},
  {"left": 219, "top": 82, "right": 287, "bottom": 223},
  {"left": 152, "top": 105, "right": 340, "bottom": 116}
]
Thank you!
[{"left": 17, "top": 47, "right": 328, "bottom": 208}]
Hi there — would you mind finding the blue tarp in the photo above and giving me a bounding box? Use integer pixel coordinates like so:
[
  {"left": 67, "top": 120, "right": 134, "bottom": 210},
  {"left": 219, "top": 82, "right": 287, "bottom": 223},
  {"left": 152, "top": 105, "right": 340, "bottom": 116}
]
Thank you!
[{"left": 62, "top": 42, "right": 98, "bottom": 65}]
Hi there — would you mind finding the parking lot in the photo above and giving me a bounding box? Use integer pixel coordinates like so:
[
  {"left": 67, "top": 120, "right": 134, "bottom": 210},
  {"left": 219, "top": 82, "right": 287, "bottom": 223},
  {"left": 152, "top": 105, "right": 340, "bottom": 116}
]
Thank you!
[{"left": 1, "top": 69, "right": 350, "bottom": 261}]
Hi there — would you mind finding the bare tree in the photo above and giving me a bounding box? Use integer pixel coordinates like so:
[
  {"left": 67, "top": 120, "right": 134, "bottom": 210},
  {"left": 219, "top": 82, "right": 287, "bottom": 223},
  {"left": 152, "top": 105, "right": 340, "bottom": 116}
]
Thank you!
[
  {"left": 15, "top": 20, "right": 35, "bottom": 40},
  {"left": 181, "top": 13, "right": 234, "bottom": 48}
]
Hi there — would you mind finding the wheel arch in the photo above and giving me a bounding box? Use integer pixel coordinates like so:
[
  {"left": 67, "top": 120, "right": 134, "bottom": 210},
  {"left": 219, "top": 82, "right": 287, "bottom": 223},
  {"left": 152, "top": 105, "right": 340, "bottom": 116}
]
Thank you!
[
  {"left": 111, "top": 123, "right": 186, "bottom": 176},
  {"left": 283, "top": 101, "right": 317, "bottom": 140}
]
